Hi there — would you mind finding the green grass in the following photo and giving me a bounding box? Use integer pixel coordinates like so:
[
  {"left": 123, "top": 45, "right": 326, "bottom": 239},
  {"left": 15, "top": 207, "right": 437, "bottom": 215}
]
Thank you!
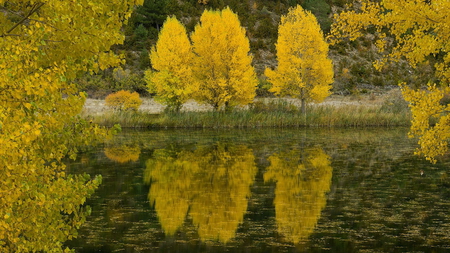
[{"left": 85, "top": 102, "right": 411, "bottom": 128}]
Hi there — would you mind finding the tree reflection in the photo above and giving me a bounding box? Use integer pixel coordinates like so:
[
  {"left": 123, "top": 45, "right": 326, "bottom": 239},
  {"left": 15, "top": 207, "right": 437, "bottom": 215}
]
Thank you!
[
  {"left": 144, "top": 143, "right": 257, "bottom": 243},
  {"left": 264, "top": 148, "right": 332, "bottom": 245},
  {"left": 104, "top": 144, "right": 141, "bottom": 163},
  {"left": 144, "top": 148, "right": 194, "bottom": 235}
]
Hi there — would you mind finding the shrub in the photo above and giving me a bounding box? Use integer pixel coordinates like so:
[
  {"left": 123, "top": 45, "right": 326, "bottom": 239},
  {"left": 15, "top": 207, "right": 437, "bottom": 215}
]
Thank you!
[
  {"left": 249, "top": 99, "right": 298, "bottom": 113},
  {"left": 379, "top": 89, "right": 410, "bottom": 114},
  {"left": 105, "top": 90, "right": 142, "bottom": 111},
  {"left": 112, "top": 68, "right": 148, "bottom": 96}
]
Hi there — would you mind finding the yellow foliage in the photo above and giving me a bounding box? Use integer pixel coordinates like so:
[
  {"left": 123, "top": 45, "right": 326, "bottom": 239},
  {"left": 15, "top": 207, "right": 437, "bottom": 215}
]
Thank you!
[
  {"left": 0, "top": 0, "right": 140, "bottom": 251},
  {"left": 144, "top": 143, "right": 257, "bottom": 243},
  {"left": 330, "top": 0, "right": 450, "bottom": 162},
  {"left": 401, "top": 84, "right": 450, "bottom": 163},
  {"left": 104, "top": 145, "right": 141, "bottom": 163},
  {"left": 191, "top": 8, "right": 257, "bottom": 110},
  {"left": 145, "top": 16, "right": 196, "bottom": 112},
  {"left": 265, "top": 5, "right": 333, "bottom": 112},
  {"left": 264, "top": 148, "right": 333, "bottom": 244},
  {"left": 105, "top": 90, "right": 142, "bottom": 111}
]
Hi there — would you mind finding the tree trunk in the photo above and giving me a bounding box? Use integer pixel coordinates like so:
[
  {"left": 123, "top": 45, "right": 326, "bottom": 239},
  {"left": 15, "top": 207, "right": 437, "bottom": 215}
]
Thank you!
[
  {"left": 301, "top": 98, "right": 306, "bottom": 114},
  {"left": 213, "top": 102, "right": 220, "bottom": 111}
]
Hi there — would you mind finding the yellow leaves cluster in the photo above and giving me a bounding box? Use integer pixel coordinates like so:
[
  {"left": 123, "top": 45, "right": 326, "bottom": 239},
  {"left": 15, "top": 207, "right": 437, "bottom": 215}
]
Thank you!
[
  {"left": 191, "top": 8, "right": 257, "bottom": 110},
  {"left": 331, "top": 0, "right": 450, "bottom": 72},
  {"left": 144, "top": 143, "right": 257, "bottom": 243},
  {"left": 401, "top": 84, "right": 450, "bottom": 163},
  {"left": 105, "top": 90, "right": 142, "bottom": 111},
  {"left": 330, "top": 0, "right": 450, "bottom": 161},
  {"left": 146, "top": 8, "right": 257, "bottom": 111},
  {"left": 265, "top": 5, "right": 333, "bottom": 112},
  {"left": 1, "top": 0, "right": 140, "bottom": 251},
  {"left": 145, "top": 16, "right": 195, "bottom": 112}
]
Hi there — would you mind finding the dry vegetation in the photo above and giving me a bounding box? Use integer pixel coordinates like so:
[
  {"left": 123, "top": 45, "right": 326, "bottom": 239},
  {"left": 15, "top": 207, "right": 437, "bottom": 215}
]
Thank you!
[{"left": 83, "top": 89, "right": 401, "bottom": 116}]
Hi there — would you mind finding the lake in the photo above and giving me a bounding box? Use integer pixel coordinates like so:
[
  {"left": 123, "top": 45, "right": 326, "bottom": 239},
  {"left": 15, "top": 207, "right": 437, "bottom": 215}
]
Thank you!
[{"left": 65, "top": 128, "right": 450, "bottom": 252}]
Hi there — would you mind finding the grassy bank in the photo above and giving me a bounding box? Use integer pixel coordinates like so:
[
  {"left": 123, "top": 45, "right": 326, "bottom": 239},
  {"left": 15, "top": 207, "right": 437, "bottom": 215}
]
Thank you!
[{"left": 84, "top": 100, "right": 411, "bottom": 128}]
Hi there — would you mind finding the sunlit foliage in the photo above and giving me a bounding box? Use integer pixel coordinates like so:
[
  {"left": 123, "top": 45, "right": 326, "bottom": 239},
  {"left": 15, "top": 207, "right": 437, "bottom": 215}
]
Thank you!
[
  {"left": 145, "top": 16, "right": 196, "bottom": 112},
  {"left": 265, "top": 5, "right": 333, "bottom": 113},
  {"left": 105, "top": 90, "right": 142, "bottom": 111},
  {"left": 104, "top": 145, "right": 141, "bottom": 163},
  {"left": 330, "top": 0, "right": 450, "bottom": 162},
  {"left": 191, "top": 8, "right": 257, "bottom": 111},
  {"left": 401, "top": 84, "right": 450, "bottom": 163},
  {"left": 264, "top": 148, "right": 333, "bottom": 244},
  {"left": 0, "top": 0, "right": 141, "bottom": 252},
  {"left": 144, "top": 143, "right": 257, "bottom": 243}
]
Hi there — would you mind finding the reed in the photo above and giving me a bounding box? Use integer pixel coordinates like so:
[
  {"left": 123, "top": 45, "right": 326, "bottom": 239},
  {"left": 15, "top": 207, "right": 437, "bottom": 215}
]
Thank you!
[{"left": 85, "top": 101, "right": 411, "bottom": 128}]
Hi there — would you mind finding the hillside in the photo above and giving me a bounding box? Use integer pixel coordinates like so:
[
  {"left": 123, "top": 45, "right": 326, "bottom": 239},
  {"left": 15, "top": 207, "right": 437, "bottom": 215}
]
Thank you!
[{"left": 79, "top": 0, "right": 434, "bottom": 98}]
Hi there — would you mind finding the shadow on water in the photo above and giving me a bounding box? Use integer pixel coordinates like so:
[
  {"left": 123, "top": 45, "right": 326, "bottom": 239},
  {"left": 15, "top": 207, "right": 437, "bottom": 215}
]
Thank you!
[{"left": 65, "top": 127, "right": 450, "bottom": 252}]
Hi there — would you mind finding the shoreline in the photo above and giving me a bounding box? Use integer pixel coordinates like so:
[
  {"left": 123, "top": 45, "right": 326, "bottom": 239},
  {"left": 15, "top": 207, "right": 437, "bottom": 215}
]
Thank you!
[{"left": 83, "top": 93, "right": 388, "bottom": 116}]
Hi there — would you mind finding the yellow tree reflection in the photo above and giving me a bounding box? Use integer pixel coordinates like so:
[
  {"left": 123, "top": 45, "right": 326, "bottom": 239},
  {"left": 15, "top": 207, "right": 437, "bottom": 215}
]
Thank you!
[
  {"left": 144, "top": 143, "right": 257, "bottom": 243},
  {"left": 104, "top": 145, "right": 141, "bottom": 163},
  {"left": 144, "top": 149, "right": 197, "bottom": 235},
  {"left": 264, "top": 148, "right": 332, "bottom": 245},
  {"left": 189, "top": 144, "right": 257, "bottom": 243}
]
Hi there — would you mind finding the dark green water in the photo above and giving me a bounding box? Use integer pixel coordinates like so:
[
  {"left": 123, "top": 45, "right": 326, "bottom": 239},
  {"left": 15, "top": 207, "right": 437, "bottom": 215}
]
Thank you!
[{"left": 66, "top": 128, "right": 450, "bottom": 252}]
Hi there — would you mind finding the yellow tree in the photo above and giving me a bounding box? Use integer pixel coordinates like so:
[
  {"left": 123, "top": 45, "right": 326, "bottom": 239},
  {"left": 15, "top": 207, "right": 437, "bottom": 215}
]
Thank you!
[
  {"left": 330, "top": 0, "right": 450, "bottom": 163},
  {"left": 0, "top": 0, "right": 141, "bottom": 252},
  {"left": 191, "top": 8, "right": 257, "bottom": 111},
  {"left": 264, "top": 148, "right": 333, "bottom": 245},
  {"left": 265, "top": 5, "right": 334, "bottom": 114},
  {"left": 144, "top": 16, "right": 195, "bottom": 112}
]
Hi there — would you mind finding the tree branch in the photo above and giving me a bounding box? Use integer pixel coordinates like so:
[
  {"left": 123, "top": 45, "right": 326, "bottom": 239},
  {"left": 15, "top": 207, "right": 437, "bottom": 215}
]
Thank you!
[{"left": 2, "top": 2, "right": 45, "bottom": 36}]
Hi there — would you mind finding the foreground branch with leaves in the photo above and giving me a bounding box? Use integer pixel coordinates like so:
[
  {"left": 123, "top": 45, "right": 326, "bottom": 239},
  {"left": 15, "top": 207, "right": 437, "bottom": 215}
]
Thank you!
[
  {"left": 330, "top": 0, "right": 450, "bottom": 163},
  {"left": 0, "top": 0, "right": 142, "bottom": 251}
]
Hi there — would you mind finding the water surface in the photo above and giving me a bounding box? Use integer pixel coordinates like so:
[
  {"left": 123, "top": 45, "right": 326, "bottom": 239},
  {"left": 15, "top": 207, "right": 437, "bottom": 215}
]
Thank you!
[{"left": 66, "top": 128, "right": 450, "bottom": 252}]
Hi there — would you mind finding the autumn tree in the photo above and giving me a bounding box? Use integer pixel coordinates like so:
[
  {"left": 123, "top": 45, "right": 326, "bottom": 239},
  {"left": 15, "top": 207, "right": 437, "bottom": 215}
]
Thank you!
[
  {"left": 0, "top": 0, "right": 141, "bottom": 252},
  {"left": 191, "top": 8, "right": 257, "bottom": 111},
  {"left": 265, "top": 5, "right": 333, "bottom": 113},
  {"left": 330, "top": 0, "right": 450, "bottom": 163},
  {"left": 264, "top": 148, "right": 333, "bottom": 244},
  {"left": 144, "top": 16, "right": 195, "bottom": 112}
]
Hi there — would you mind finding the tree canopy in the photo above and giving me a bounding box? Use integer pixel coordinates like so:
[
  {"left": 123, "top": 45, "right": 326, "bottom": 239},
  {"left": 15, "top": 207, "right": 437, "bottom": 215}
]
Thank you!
[
  {"left": 330, "top": 0, "right": 450, "bottom": 163},
  {"left": 0, "top": 0, "right": 141, "bottom": 251},
  {"left": 265, "top": 5, "right": 333, "bottom": 113},
  {"left": 145, "top": 16, "right": 196, "bottom": 112},
  {"left": 191, "top": 7, "right": 257, "bottom": 110}
]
